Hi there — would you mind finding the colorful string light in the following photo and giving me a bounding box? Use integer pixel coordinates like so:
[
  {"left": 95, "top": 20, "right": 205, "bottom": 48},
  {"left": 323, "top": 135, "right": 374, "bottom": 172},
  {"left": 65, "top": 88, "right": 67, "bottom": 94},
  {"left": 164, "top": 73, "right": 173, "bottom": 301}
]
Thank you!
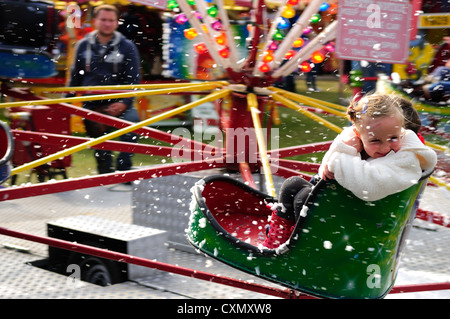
[
  {"left": 167, "top": 0, "right": 178, "bottom": 10},
  {"left": 324, "top": 42, "right": 335, "bottom": 52},
  {"left": 310, "top": 13, "right": 321, "bottom": 24},
  {"left": 194, "top": 43, "right": 208, "bottom": 54},
  {"left": 284, "top": 50, "right": 295, "bottom": 60},
  {"left": 207, "top": 5, "right": 219, "bottom": 18},
  {"left": 259, "top": 63, "right": 271, "bottom": 73},
  {"left": 277, "top": 17, "right": 291, "bottom": 30},
  {"left": 300, "top": 61, "right": 312, "bottom": 72},
  {"left": 184, "top": 28, "right": 198, "bottom": 40},
  {"left": 292, "top": 37, "right": 305, "bottom": 48},
  {"left": 175, "top": 13, "right": 188, "bottom": 25},
  {"left": 268, "top": 41, "right": 279, "bottom": 51},
  {"left": 262, "top": 51, "right": 275, "bottom": 63},
  {"left": 211, "top": 20, "right": 222, "bottom": 31},
  {"left": 281, "top": 5, "right": 296, "bottom": 19},
  {"left": 273, "top": 29, "right": 285, "bottom": 41},
  {"left": 215, "top": 33, "right": 227, "bottom": 46},
  {"left": 219, "top": 47, "right": 230, "bottom": 58},
  {"left": 310, "top": 50, "right": 325, "bottom": 63},
  {"left": 319, "top": 2, "right": 330, "bottom": 12}
]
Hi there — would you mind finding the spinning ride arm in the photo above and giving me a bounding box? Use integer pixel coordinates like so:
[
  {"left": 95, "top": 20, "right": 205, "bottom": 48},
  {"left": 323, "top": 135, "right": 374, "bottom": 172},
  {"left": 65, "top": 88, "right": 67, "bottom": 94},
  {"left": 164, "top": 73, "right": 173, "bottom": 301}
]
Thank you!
[{"left": 1, "top": 87, "right": 231, "bottom": 176}]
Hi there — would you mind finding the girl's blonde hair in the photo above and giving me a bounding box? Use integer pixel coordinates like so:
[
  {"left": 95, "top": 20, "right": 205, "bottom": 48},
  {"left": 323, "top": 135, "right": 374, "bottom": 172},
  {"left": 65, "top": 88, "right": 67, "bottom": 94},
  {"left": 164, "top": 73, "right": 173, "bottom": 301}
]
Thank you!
[{"left": 347, "top": 93, "right": 405, "bottom": 127}]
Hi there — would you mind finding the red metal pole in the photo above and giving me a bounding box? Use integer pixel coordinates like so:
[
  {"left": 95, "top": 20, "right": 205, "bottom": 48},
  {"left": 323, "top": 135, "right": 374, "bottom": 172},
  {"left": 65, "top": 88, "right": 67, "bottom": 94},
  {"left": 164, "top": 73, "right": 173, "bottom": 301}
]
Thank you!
[
  {"left": 225, "top": 92, "right": 258, "bottom": 171},
  {"left": 0, "top": 160, "right": 226, "bottom": 201},
  {"left": 416, "top": 209, "right": 450, "bottom": 228},
  {"left": 390, "top": 282, "right": 450, "bottom": 294},
  {"left": 0, "top": 226, "right": 311, "bottom": 299},
  {"left": 246, "top": 0, "right": 264, "bottom": 71},
  {"left": 239, "top": 162, "right": 258, "bottom": 189},
  {"left": 268, "top": 141, "right": 332, "bottom": 159},
  {"left": 3, "top": 87, "right": 218, "bottom": 154},
  {"left": 271, "top": 163, "right": 313, "bottom": 180},
  {"left": 276, "top": 159, "right": 320, "bottom": 173},
  {"left": 0, "top": 225, "right": 447, "bottom": 297},
  {"left": 12, "top": 130, "right": 219, "bottom": 159}
]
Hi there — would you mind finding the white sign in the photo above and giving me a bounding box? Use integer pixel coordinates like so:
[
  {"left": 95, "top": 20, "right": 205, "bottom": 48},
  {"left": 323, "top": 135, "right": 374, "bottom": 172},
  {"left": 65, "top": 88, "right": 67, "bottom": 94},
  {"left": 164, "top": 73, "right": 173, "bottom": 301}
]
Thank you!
[
  {"left": 129, "top": 0, "right": 168, "bottom": 10},
  {"left": 336, "top": 0, "right": 412, "bottom": 64}
]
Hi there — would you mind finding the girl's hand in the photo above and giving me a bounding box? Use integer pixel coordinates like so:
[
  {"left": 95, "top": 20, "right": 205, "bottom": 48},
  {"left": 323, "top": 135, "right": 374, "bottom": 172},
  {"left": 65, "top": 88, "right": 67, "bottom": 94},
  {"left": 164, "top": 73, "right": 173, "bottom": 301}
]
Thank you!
[
  {"left": 321, "top": 164, "right": 335, "bottom": 180},
  {"left": 342, "top": 127, "right": 363, "bottom": 152}
]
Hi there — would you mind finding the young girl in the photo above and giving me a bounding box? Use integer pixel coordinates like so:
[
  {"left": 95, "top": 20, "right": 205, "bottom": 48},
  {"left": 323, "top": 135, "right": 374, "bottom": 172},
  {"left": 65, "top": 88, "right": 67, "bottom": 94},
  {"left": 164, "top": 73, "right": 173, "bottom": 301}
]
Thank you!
[{"left": 263, "top": 93, "right": 437, "bottom": 249}]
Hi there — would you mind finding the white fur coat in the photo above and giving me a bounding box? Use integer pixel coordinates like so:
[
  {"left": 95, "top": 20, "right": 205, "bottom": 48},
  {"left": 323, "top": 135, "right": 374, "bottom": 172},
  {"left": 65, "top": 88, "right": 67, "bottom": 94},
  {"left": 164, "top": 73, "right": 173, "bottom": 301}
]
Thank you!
[{"left": 318, "top": 127, "right": 437, "bottom": 201}]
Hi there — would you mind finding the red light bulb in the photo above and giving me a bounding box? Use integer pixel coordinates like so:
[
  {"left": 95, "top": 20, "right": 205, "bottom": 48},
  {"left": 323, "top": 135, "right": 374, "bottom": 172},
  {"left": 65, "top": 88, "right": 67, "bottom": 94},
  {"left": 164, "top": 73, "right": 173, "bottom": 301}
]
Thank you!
[{"left": 259, "top": 63, "right": 270, "bottom": 73}]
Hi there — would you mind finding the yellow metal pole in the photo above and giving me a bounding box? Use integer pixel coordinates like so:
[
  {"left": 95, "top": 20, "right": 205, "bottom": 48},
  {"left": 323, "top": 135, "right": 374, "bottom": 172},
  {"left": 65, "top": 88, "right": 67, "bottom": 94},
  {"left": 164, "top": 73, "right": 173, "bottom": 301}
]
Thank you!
[
  {"left": 1, "top": 83, "right": 224, "bottom": 109},
  {"left": 425, "top": 141, "right": 448, "bottom": 153},
  {"left": 269, "top": 87, "right": 347, "bottom": 117},
  {"left": 290, "top": 92, "right": 348, "bottom": 112},
  {"left": 271, "top": 91, "right": 343, "bottom": 134},
  {"left": 429, "top": 176, "right": 450, "bottom": 191},
  {"left": 64, "top": 26, "right": 76, "bottom": 85},
  {"left": 414, "top": 104, "right": 450, "bottom": 116},
  {"left": 248, "top": 93, "right": 277, "bottom": 198},
  {"left": 31, "top": 81, "right": 228, "bottom": 94},
  {"left": 11, "top": 89, "right": 231, "bottom": 176}
]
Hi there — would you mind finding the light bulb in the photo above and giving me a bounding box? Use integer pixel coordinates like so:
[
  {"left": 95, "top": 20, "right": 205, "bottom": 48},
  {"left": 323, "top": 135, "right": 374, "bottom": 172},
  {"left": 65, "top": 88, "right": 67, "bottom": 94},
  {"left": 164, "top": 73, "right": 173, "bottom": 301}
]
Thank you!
[
  {"left": 211, "top": 20, "right": 222, "bottom": 31},
  {"left": 167, "top": 0, "right": 178, "bottom": 10},
  {"left": 262, "top": 51, "right": 274, "bottom": 63},
  {"left": 292, "top": 37, "right": 304, "bottom": 48},
  {"left": 310, "top": 13, "right": 321, "bottom": 24},
  {"left": 277, "top": 17, "right": 290, "bottom": 30},
  {"left": 219, "top": 47, "right": 230, "bottom": 58},
  {"left": 285, "top": 50, "right": 295, "bottom": 59},
  {"left": 207, "top": 5, "right": 218, "bottom": 18},
  {"left": 311, "top": 51, "right": 325, "bottom": 63},
  {"left": 282, "top": 5, "right": 296, "bottom": 19},
  {"left": 268, "top": 41, "right": 278, "bottom": 51},
  {"left": 175, "top": 14, "right": 188, "bottom": 25},
  {"left": 184, "top": 28, "right": 198, "bottom": 40},
  {"left": 300, "top": 61, "right": 312, "bottom": 72},
  {"left": 194, "top": 43, "right": 208, "bottom": 54},
  {"left": 259, "top": 63, "right": 270, "bottom": 73},
  {"left": 273, "top": 29, "right": 285, "bottom": 41},
  {"left": 215, "top": 33, "right": 227, "bottom": 46}
]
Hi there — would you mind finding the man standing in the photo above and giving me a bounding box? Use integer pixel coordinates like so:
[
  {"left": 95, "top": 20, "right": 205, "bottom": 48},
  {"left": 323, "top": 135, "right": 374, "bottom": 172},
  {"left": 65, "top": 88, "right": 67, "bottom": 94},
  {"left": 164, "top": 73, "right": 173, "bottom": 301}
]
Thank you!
[{"left": 69, "top": 4, "right": 141, "bottom": 174}]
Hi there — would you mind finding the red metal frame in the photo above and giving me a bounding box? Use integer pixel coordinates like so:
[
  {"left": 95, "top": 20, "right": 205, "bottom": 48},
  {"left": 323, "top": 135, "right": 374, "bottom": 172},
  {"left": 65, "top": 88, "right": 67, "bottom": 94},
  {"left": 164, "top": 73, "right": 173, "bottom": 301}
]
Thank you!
[
  {"left": 0, "top": 226, "right": 311, "bottom": 299},
  {"left": 3, "top": 86, "right": 216, "bottom": 153},
  {"left": 12, "top": 130, "right": 217, "bottom": 159},
  {"left": 0, "top": 159, "right": 225, "bottom": 201},
  {"left": 0, "top": 226, "right": 448, "bottom": 298},
  {"left": 416, "top": 209, "right": 450, "bottom": 228}
]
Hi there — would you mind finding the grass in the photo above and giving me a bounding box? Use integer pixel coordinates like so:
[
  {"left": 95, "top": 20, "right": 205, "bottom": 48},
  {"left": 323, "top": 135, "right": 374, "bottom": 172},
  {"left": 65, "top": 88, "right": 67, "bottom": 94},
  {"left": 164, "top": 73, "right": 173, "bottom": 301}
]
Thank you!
[{"left": 1, "top": 77, "right": 353, "bottom": 185}]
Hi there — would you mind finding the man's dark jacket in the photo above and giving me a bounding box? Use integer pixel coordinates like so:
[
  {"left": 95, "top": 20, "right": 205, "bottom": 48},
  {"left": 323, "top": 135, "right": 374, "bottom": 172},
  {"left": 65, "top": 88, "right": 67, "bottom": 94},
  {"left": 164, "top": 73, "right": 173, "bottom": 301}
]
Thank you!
[{"left": 69, "top": 30, "right": 140, "bottom": 109}]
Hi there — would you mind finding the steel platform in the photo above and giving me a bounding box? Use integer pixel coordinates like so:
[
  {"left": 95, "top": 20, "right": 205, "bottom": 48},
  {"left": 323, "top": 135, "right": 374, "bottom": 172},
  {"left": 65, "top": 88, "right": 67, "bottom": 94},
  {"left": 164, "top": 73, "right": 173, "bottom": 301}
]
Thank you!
[{"left": 0, "top": 173, "right": 449, "bottom": 299}]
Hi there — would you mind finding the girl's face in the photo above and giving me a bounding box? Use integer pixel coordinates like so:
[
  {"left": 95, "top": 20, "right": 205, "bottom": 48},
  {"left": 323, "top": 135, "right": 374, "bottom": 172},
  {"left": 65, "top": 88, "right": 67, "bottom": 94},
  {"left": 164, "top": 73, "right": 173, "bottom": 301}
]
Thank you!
[{"left": 357, "top": 114, "right": 404, "bottom": 159}]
